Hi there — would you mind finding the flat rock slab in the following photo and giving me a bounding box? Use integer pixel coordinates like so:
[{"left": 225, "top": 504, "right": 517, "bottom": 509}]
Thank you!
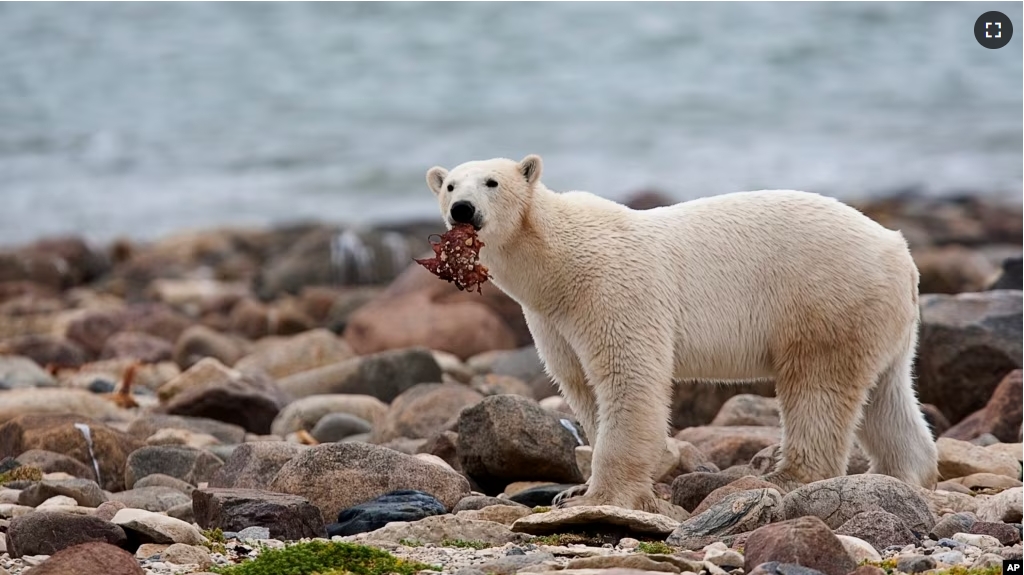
[
  {"left": 192, "top": 487, "right": 325, "bottom": 541},
  {"left": 511, "top": 505, "right": 680, "bottom": 536},
  {"left": 360, "top": 514, "right": 522, "bottom": 546},
  {"left": 111, "top": 508, "right": 207, "bottom": 545}
]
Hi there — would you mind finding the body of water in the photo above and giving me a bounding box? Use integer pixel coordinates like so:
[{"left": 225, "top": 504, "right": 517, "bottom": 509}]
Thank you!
[{"left": 0, "top": 2, "right": 1021, "bottom": 245}]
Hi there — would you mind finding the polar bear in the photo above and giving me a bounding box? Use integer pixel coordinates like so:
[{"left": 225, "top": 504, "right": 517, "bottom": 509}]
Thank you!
[{"left": 425, "top": 154, "right": 939, "bottom": 512}]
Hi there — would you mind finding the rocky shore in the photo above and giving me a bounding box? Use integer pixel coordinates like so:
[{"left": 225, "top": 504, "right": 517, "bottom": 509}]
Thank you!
[{"left": 0, "top": 191, "right": 1019, "bottom": 575}]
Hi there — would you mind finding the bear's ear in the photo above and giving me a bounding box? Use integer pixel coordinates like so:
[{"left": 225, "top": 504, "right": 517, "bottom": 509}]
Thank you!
[
  {"left": 426, "top": 166, "right": 449, "bottom": 196},
  {"left": 518, "top": 155, "right": 543, "bottom": 186}
]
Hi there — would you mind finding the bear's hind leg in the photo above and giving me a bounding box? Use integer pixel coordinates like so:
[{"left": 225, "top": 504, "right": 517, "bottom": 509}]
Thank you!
[
  {"left": 855, "top": 333, "right": 938, "bottom": 488},
  {"left": 766, "top": 353, "right": 873, "bottom": 491}
]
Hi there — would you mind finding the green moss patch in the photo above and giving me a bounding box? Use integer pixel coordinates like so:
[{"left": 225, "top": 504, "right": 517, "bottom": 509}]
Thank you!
[
  {"left": 0, "top": 466, "right": 42, "bottom": 485},
  {"left": 439, "top": 539, "right": 493, "bottom": 550},
  {"left": 211, "top": 540, "right": 432, "bottom": 575},
  {"left": 636, "top": 541, "right": 675, "bottom": 554}
]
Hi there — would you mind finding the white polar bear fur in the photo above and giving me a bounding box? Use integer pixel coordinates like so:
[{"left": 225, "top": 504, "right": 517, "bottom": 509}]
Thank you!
[{"left": 426, "top": 155, "right": 939, "bottom": 512}]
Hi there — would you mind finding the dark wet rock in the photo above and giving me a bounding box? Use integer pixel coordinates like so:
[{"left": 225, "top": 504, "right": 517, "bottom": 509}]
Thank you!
[
  {"left": 508, "top": 483, "right": 583, "bottom": 507},
  {"left": 916, "top": 290, "right": 1022, "bottom": 424},
  {"left": 209, "top": 441, "right": 307, "bottom": 490},
  {"left": 943, "top": 369, "right": 1023, "bottom": 442},
  {"left": 6, "top": 511, "right": 126, "bottom": 557},
  {"left": 666, "top": 488, "right": 782, "bottom": 547},
  {"left": 192, "top": 487, "right": 325, "bottom": 541},
  {"left": 327, "top": 490, "right": 446, "bottom": 537},
  {"left": 458, "top": 395, "right": 584, "bottom": 495},
  {"left": 160, "top": 358, "right": 288, "bottom": 435},
  {"left": 124, "top": 445, "right": 223, "bottom": 488},
  {"left": 743, "top": 516, "right": 856, "bottom": 575},
  {"left": 989, "top": 256, "right": 1022, "bottom": 290}
]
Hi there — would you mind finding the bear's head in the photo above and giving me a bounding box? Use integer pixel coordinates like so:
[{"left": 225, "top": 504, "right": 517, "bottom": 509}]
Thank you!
[{"left": 425, "top": 154, "right": 543, "bottom": 248}]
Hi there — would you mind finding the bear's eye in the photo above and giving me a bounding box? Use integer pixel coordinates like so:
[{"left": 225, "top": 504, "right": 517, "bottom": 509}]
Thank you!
[
  {"left": 485, "top": 179, "right": 498, "bottom": 188},
  {"left": 446, "top": 183, "right": 454, "bottom": 192}
]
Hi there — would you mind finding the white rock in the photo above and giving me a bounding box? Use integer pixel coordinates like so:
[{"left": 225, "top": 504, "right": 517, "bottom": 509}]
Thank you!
[
  {"left": 0, "top": 504, "right": 33, "bottom": 518},
  {"left": 111, "top": 508, "right": 207, "bottom": 545},
  {"left": 835, "top": 534, "right": 882, "bottom": 563},
  {"left": 972, "top": 553, "right": 1008, "bottom": 569},
  {"left": 618, "top": 537, "right": 640, "bottom": 549},
  {"left": 414, "top": 453, "right": 456, "bottom": 472},
  {"left": 704, "top": 546, "right": 744, "bottom": 568},
  {"left": 37, "top": 495, "right": 78, "bottom": 508},
  {"left": 951, "top": 532, "right": 1001, "bottom": 549},
  {"left": 977, "top": 486, "right": 1023, "bottom": 523},
  {"left": 161, "top": 543, "right": 212, "bottom": 568},
  {"left": 932, "top": 550, "right": 965, "bottom": 565}
]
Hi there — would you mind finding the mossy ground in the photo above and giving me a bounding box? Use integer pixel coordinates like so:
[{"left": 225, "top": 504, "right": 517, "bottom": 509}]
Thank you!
[
  {"left": 864, "top": 559, "right": 1001, "bottom": 575},
  {"left": 211, "top": 540, "right": 433, "bottom": 575},
  {"left": 636, "top": 541, "right": 676, "bottom": 554},
  {"left": 0, "top": 466, "right": 42, "bottom": 485},
  {"left": 202, "top": 528, "right": 227, "bottom": 554},
  {"left": 439, "top": 539, "right": 493, "bottom": 550}
]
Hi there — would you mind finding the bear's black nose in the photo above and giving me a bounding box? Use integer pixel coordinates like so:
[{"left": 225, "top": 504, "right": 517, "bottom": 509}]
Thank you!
[{"left": 450, "top": 201, "right": 476, "bottom": 224}]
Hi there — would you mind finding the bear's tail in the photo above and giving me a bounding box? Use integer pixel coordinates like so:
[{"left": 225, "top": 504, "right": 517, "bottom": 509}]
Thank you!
[{"left": 855, "top": 324, "right": 939, "bottom": 489}]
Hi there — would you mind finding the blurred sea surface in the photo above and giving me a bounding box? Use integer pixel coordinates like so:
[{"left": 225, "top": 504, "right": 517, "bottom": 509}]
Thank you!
[{"left": 0, "top": 2, "right": 1021, "bottom": 245}]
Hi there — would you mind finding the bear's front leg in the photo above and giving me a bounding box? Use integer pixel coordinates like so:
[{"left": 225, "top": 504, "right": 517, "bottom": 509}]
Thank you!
[{"left": 558, "top": 337, "right": 674, "bottom": 513}]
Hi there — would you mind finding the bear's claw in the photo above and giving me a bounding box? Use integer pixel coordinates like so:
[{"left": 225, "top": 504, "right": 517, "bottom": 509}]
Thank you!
[{"left": 552, "top": 483, "right": 589, "bottom": 507}]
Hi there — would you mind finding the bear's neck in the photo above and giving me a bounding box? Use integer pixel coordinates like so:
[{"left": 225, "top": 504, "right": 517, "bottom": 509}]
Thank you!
[{"left": 485, "top": 185, "right": 574, "bottom": 312}]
